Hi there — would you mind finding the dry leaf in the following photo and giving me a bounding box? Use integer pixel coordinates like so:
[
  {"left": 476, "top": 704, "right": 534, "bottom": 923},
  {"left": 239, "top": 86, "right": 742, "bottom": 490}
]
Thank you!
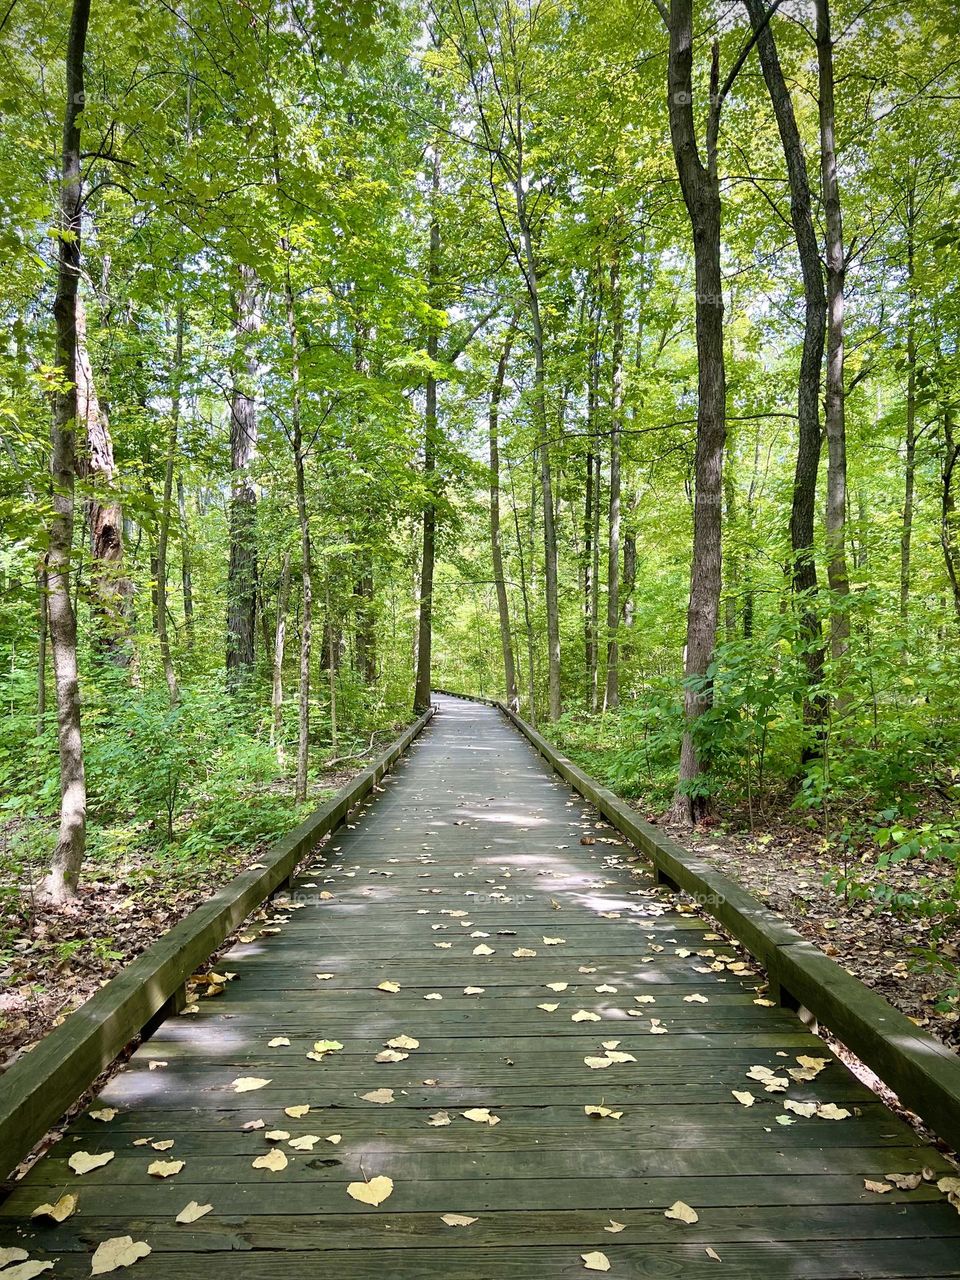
[
  {"left": 513, "top": 948, "right": 537, "bottom": 957},
  {"left": 148, "top": 1160, "right": 184, "bottom": 1178},
  {"left": 864, "top": 1179, "right": 893, "bottom": 1194},
  {"left": 542, "top": 937, "right": 565, "bottom": 945},
  {"left": 232, "top": 1077, "right": 271, "bottom": 1093},
  {"left": 288, "top": 1135, "right": 320, "bottom": 1151},
  {"left": 242, "top": 1119, "right": 265, "bottom": 1131},
  {"left": 347, "top": 1176, "right": 393, "bottom": 1206},
  {"left": 265, "top": 1130, "right": 291, "bottom": 1141},
  {"left": 585, "top": 1105, "right": 623, "bottom": 1119},
  {"left": 665, "top": 1200, "right": 699, "bottom": 1224},
  {"left": 604, "top": 1220, "right": 625, "bottom": 1233},
  {"left": 572, "top": 1010, "right": 601, "bottom": 1023},
  {"left": 252, "top": 1149, "right": 288, "bottom": 1172},
  {"left": 581, "top": 1251, "right": 610, "bottom": 1272},
  {"left": 31, "top": 1194, "right": 77, "bottom": 1223},
  {"left": 0, "top": 1252, "right": 27, "bottom": 1269},
  {"left": 584, "top": 1056, "right": 614, "bottom": 1069},
  {"left": 463, "top": 986, "right": 484, "bottom": 995},
  {"left": 784, "top": 1099, "right": 817, "bottom": 1117},
  {"left": 546, "top": 982, "right": 569, "bottom": 992},
  {"left": 816, "top": 1103, "right": 851, "bottom": 1120},
  {"left": 473, "top": 944, "right": 494, "bottom": 955},
  {"left": 268, "top": 1037, "right": 290, "bottom": 1047},
  {"left": 90, "top": 1237, "right": 152, "bottom": 1275},
  {"left": 386, "top": 1034, "right": 420, "bottom": 1050},
  {"left": 683, "top": 994, "right": 708, "bottom": 1004},
  {"left": 375, "top": 1049, "right": 408, "bottom": 1062},
  {"left": 377, "top": 981, "right": 401, "bottom": 993},
  {"left": 284, "top": 1105, "right": 310, "bottom": 1118},
  {"left": 731, "top": 1091, "right": 755, "bottom": 1107},
  {"left": 705, "top": 1246, "right": 722, "bottom": 1261},
  {"left": 176, "top": 1202, "right": 213, "bottom": 1223},
  {"left": 462, "top": 1107, "right": 499, "bottom": 1125},
  {"left": 361, "top": 1088, "right": 395, "bottom": 1104},
  {"left": 428, "top": 1111, "right": 452, "bottom": 1126},
  {"left": 440, "top": 1213, "right": 477, "bottom": 1227},
  {"left": 89, "top": 1108, "right": 117, "bottom": 1122},
  {"left": 151, "top": 1139, "right": 174, "bottom": 1151},
  {"left": 69, "top": 1150, "right": 115, "bottom": 1175},
  {"left": 538, "top": 1002, "right": 559, "bottom": 1012},
  {"left": 886, "top": 1172, "right": 923, "bottom": 1190},
  {"left": 326, "top": 1134, "right": 342, "bottom": 1145}
]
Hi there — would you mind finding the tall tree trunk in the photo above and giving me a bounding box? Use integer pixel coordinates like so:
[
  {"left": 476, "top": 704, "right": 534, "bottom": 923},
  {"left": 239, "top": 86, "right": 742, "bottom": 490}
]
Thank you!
[
  {"left": 604, "top": 240, "right": 624, "bottom": 711},
  {"left": 583, "top": 302, "right": 600, "bottom": 710},
  {"left": 941, "top": 406, "right": 960, "bottom": 624},
  {"left": 507, "top": 456, "right": 538, "bottom": 727},
  {"left": 75, "top": 295, "right": 130, "bottom": 661},
  {"left": 43, "top": 0, "right": 91, "bottom": 903},
  {"left": 663, "top": 3, "right": 727, "bottom": 825},
  {"left": 37, "top": 561, "right": 49, "bottom": 735},
  {"left": 901, "top": 188, "right": 918, "bottom": 621},
  {"left": 414, "top": 151, "right": 441, "bottom": 713},
  {"left": 354, "top": 562, "right": 376, "bottom": 684},
  {"left": 817, "top": 0, "right": 851, "bottom": 667},
  {"left": 271, "top": 550, "right": 291, "bottom": 764},
  {"left": 226, "top": 265, "right": 260, "bottom": 689},
  {"left": 516, "top": 198, "right": 561, "bottom": 720},
  {"left": 326, "top": 576, "right": 338, "bottom": 756},
  {"left": 745, "top": 0, "right": 828, "bottom": 752},
  {"left": 176, "top": 475, "right": 194, "bottom": 646},
  {"left": 490, "top": 323, "right": 519, "bottom": 709},
  {"left": 156, "top": 301, "right": 183, "bottom": 704}
]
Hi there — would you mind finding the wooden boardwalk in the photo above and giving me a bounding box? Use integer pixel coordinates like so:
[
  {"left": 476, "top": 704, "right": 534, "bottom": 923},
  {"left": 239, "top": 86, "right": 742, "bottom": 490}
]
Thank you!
[{"left": 3, "top": 693, "right": 960, "bottom": 1277}]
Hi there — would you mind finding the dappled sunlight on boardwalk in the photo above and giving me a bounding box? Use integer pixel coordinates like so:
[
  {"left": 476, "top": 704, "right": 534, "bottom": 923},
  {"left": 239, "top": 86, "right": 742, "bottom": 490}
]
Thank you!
[{"left": 2, "top": 694, "right": 960, "bottom": 1277}]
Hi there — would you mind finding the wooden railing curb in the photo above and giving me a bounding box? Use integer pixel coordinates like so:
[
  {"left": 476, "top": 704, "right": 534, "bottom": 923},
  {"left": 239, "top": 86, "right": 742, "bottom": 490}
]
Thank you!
[
  {"left": 433, "top": 687, "right": 960, "bottom": 1151},
  {"left": 0, "top": 707, "right": 434, "bottom": 1179}
]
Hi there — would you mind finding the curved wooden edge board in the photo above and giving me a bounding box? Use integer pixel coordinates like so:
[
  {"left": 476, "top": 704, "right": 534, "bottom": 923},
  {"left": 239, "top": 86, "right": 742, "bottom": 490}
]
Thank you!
[
  {"left": 0, "top": 708, "right": 434, "bottom": 1181},
  {"left": 433, "top": 687, "right": 960, "bottom": 1153}
]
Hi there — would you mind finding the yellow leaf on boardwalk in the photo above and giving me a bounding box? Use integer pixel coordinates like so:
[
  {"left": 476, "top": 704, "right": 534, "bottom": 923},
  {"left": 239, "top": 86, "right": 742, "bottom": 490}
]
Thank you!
[
  {"left": 176, "top": 1202, "right": 213, "bottom": 1223},
  {"left": 31, "top": 1194, "right": 77, "bottom": 1223},
  {"left": 231, "top": 1077, "right": 271, "bottom": 1093},
  {"left": 347, "top": 1176, "right": 393, "bottom": 1206},
  {"left": 90, "top": 1237, "right": 152, "bottom": 1275},
  {"left": 252, "top": 1150, "right": 288, "bottom": 1172},
  {"left": 582, "top": 1251, "right": 611, "bottom": 1272},
  {"left": 68, "top": 1150, "right": 115, "bottom": 1175},
  {"left": 665, "top": 1200, "right": 699, "bottom": 1224}
]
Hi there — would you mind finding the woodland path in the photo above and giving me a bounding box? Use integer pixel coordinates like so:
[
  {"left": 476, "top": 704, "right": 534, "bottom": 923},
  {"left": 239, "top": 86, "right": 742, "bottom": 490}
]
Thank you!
[{"left": 2, "top": 693, "right": 960, "bottom": 1277}]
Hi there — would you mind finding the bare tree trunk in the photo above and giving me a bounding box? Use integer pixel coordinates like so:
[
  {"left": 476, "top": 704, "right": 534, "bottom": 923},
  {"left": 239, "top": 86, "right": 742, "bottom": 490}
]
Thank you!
[
  {"left": 414, "top": 151, "right": 441, "bottom": 713},
  {"left": 354, "top": 562, "right": 376, "bottom": 684},
  {"left": 604, "top": 239, "right": 624, "bottom": 711},
  {"left": 490, "top": 323, "right": 519, "bottom": 709},
  {"left": 508, "top": 456, "right": 538, "bottom": 727},
  {"left": 663, "top": 2, "right": 727, "bottom": 825},
  {"left": 156, "top": 301, "right": 183, "bottom": 704},
  {"left": 745, "top": 0, "right": 827, "bottom": 752},
  {"left": 583, "top": 301, "right": 600, "bottom": 709},
  {"left": 817, "top": 0, "right": 851, "bottom": 667},
  {"left": 43, "top": 0, "right": 91, "bottom": 903},
  {"left": 519, "top": 211, "right": 562, "bottom": 721},
  {"left": 75, "top": 295, "right": 130, "bottom": 662},
  {"left": 941, "top": 407, "right": 960, "bottom": 624},
  {"left": 326, "top": 576, "right": 338, "bottom": 757},
  {"left": 226, "top": 265, "right": 260, "bottom": 689},
  {"left": 901, "top": 188, "right": 918, "bottom": 621},
  {"left": 37, "top": 561, "right": 49, "bottom": 735},
  {"left": 271, "top": 550, "right": 291, "bottom": 764},
  {"left": 176, "top": 475, "right": 194, "bottom": 646}
]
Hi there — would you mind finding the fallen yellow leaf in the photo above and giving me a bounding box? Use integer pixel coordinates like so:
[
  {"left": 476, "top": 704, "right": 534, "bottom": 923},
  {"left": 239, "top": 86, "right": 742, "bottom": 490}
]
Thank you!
[
  {"left": 347, "top": 1175, "right": 393, "bottom": 1206},
  {"left": 68, "top": 1150, "right": 115, "bottom": 1175},
  {"left": 176, "top": 1201, "right": 213, "bottom": 1223},
  {"left": 90, "top": 1237, "right": 152, "bottom": 1275},
  {"left": 30, "top": 1194, "right": 77, "bottom": 1223}
]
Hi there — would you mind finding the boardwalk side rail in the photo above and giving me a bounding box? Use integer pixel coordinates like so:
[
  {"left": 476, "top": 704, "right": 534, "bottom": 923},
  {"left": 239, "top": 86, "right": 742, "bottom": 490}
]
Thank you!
[
  {"left": 433, "top": 687, "right": 960, "bottom": 1152},
  {"left": 0, "top": 708, "right": 433, "bottom": 1180}
]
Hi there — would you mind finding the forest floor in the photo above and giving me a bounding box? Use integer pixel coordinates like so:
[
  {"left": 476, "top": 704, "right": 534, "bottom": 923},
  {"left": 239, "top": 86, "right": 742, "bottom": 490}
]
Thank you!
[
  {"left": 0, "top": 739, "right": 400, "bottom": 1070},
  {"left": 643, "top": 806, "right": 960, "bottom": 1053}
]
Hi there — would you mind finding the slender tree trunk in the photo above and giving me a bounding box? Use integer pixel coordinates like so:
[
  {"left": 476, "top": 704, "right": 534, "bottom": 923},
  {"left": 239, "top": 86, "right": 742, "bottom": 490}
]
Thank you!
[
  {"left": 901, "top": 193, "right": 917, "bottom": 621},
  {"left": 941, "top": 407, "right": 960, "bottom": 624},
  {"left": 43, "top": 0, "right": 91, "bottom": 903},
  {"left": 664, "top": 4, "right": 726, "bottom": 825},
  {"left": 508, "top": 456, "right": 537, "bottom": 727},
  {"left": 271, "top": 550, "right": 291, "bottom": 764},
  {"left": 354, "top": 562, "right": 376, "bottom": 684},
  {"left": 583, "top": 302, "right": 600, "bottom": 709},
  {"left": 156, "top": 301, "right": 183, "bottom": 704},
  {"left": 326, "top": 576, "right": 338, "bottom": 756},
  {"left": 414, "top": 151, "right": 441, "bottom": 713},
  {"left": 590, "top": 450, "right": 601, "bottom": 712},
  {"left": 490, "top": 323, "right": 519, "bottom": 709},
  {"left": 226, "top": 265, "right": 260, "bottom": 689},
  {"left": 176, "top": 475, "right": 194, "bottom": 646},
  {"left": 515, "top": 195, "right": 561, "bottom": 719},
  {"left": 745, "top": 0, "right": 827, "bottom": 754},
  {"left": 604, "top": 240, "right": 624, "bottom": 711},
  {"left": 817, "top": 0, "right": 851, "bottom": 668},
  {"left": 37, "top": 562, "right": 49, "bottom": 735},
  {"left": 75, "top": 295, "right": 130, "bottom": 662}
]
